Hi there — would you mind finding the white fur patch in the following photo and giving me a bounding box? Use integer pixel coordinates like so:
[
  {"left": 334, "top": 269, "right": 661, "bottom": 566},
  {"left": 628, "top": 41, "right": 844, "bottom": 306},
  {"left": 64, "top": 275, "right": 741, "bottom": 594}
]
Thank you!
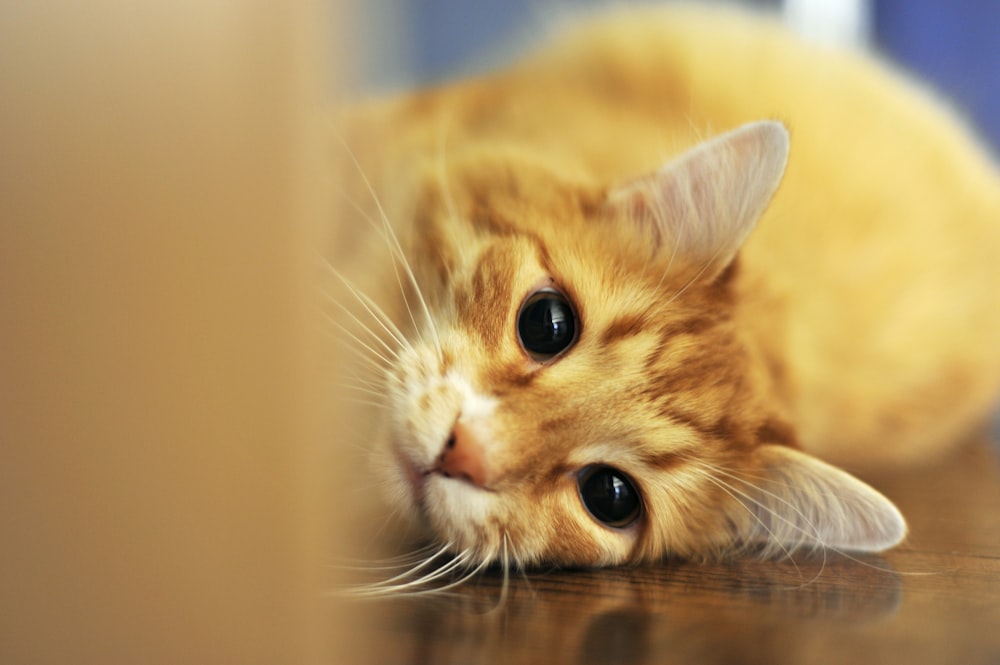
[{"left": 447, "top": 371, "right": 499, "bottom": 421}]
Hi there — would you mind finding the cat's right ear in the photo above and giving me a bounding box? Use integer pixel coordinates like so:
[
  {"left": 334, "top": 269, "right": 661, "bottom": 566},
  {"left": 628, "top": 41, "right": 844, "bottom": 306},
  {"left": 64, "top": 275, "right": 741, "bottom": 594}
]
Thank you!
[
  {"left": 733, "top": 444, "right": 907, "bottom": 554},
  {"left": 604, "top": 121, "right": 789, "bottom": 282}
]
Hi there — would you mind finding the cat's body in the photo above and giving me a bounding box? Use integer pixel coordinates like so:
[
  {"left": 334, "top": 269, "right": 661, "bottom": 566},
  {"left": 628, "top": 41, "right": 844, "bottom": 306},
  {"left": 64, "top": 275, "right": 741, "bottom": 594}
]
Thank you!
[{"left": 333, "top": 6, "right": 1000, "bottom": 569}]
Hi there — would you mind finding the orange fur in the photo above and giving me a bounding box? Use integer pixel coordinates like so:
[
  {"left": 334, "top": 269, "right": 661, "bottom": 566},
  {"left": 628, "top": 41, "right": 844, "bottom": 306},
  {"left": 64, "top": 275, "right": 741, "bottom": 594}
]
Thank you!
[{"left": 332, "top": 6, "right": 1000, "bottom": 568}]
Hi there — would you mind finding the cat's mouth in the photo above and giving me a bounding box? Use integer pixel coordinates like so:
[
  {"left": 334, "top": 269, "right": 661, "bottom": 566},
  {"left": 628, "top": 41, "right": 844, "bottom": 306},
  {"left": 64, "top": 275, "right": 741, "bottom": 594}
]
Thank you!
[{"left": 392, "top": 441, "right": 429, "bottom": 503}]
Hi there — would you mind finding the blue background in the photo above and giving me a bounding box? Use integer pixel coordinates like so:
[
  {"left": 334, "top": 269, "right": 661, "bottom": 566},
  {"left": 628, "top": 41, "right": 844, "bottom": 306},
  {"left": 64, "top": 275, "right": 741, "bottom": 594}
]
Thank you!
[{"left": 349, "top": 0, "right": 999, "bottom": 155}]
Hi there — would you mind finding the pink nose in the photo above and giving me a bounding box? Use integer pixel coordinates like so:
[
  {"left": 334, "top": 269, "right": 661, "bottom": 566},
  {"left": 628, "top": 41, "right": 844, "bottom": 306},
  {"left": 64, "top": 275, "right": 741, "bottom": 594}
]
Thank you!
[{"left": 433, "top": 421, "right": 488, "bottom": 487}]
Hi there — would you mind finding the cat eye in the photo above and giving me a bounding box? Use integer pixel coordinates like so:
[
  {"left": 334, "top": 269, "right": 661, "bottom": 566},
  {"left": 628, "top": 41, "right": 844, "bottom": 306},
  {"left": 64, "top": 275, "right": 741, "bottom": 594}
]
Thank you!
[
  {"left": 577, "top": 465, "right": 642, "bottom": 529},
  {"left": 517, "top": 289, "right": 578, "bottom": 361}
]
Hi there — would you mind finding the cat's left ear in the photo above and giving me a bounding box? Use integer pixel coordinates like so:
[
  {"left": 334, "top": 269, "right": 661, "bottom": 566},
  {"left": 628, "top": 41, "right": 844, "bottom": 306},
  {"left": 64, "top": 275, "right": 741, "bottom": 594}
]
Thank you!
[
  {"left": 732, "top": 444, "right": 907, "bottom": 554},
  {"left": 605, "top": 121, "right": 789, "bottom": 282}
]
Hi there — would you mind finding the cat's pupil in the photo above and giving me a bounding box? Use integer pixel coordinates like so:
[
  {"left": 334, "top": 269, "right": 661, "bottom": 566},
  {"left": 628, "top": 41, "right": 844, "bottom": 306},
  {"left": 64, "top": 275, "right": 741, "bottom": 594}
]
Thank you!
[
  {"left": 577, "top": 465, "right": 642, "bottom": 528},
  {"left": 517, "top": 290, "right": 578, "bottom": 360}
]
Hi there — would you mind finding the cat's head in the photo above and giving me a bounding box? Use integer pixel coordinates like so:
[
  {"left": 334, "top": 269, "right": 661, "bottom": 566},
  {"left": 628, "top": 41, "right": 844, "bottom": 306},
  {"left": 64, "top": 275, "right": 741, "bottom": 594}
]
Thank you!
[{"left": 379, "top": 121, "right": 905, "bottom": 567}]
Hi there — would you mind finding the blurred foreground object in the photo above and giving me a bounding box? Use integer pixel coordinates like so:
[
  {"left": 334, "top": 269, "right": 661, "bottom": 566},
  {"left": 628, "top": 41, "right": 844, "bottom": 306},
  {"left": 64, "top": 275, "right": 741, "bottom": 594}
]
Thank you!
[{"left": 0, "top": 1, "right": 339, "bottom": 662}]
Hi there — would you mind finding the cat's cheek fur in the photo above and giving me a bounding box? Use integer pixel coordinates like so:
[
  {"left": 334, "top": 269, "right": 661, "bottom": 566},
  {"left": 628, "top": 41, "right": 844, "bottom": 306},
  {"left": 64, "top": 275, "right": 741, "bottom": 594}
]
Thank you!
[
  {"left": 516, "top": 489, "right": 639, "bottom": 567},
  {"left": 624, "top": 465, "right": 741, "bottom": 562}
]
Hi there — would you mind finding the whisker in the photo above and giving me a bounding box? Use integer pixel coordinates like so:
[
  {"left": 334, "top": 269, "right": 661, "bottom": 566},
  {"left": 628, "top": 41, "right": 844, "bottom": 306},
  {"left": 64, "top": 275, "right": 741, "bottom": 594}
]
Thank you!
[
  {"left": 337, "top": 373, "right": 385, "bottom": 395},
  {"left": 323, "top": 293, "right": 400, "bottom": 360},
  {"left": 366, "top": 553, "right": 478, "bottom": 597},
  {"left": 335, "top": 536, "right": 501, "bottom": 598},
  {"left": 326, "top": 315, "right": 395, "bottom": 369},
  {"left": 334, "top": 184, "right": 389, "bottom": 236},
  {"left": 324, "top": 263, "right": 410, "bottom": 352},
  {"left": 690, "top": 466, "right": 808, "bottom": 584},
  {"left": 329, "top": 341, "right": 391, "bottom": 379},
  {"left": 332, "top": 148, "right": 426, "bottom": 357},
  {"left": 696, "top": 460, "right": 838, "bottom": 553},
  {"left": 401, "top": 554, "right": 492, "bottom": 597},
  {"left": 689, "top": 460, "right": 822, "bottom": 547},
  {"left": 330, "top": 319, "right": 392, "bottom": 374},
  {"left": 697, "top": 459, "right": 936, "bottom": 577},
  {"left": 691, "top": 456, "right": 930, "bottom": 587},
  {"left": 334, "top": 134, "right": 443, "bottom": 363},
  {"left": 358, "top": 542, "right": 456, "bottom": 587},
  {"left": 330, "top": 544, "right": 443, "bottom": 572},
  {"left": 337, "top": 382, "right": 389, "bottom": 402},
  {"left": 336, "top": 359, "right": 387, "bottom": 391},
  {"left": 337, "top": 545, "right": 461, "bottom": 598},
  {"left": 495, "top": 531, "right": 511, "bottom": 610},
  {"left": 339, "top": 396, "right": 389, "bottom": 410}
]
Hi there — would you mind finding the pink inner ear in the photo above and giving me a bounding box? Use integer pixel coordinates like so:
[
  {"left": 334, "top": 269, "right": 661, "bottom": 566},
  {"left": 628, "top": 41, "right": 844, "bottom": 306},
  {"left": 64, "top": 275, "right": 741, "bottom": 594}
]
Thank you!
[
  {"left": 604, "top": 121, "right": 790, "bottom": 281},
  {"left": 743, "top": 444, "right": 907, "bottom": 554}
]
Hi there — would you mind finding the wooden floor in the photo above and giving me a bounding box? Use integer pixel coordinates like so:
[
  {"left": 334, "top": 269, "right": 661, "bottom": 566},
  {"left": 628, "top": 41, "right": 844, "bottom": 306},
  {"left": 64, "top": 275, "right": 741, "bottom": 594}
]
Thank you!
[{"left": 344, "top": 433, "right": 1000, "bottom": 664}]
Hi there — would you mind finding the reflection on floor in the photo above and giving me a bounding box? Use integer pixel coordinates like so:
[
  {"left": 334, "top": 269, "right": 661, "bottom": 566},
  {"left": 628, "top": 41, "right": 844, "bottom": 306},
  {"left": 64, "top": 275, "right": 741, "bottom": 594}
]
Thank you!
[{"left": 342, "top": 434, "right": 1000, "bottom": 664}]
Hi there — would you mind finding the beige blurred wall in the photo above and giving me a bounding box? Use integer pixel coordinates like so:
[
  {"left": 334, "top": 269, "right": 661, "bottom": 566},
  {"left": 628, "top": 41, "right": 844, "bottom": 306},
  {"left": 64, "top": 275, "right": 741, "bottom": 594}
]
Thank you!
[{"left": 0, "top": 1, "right": 346, "bottom": 662}]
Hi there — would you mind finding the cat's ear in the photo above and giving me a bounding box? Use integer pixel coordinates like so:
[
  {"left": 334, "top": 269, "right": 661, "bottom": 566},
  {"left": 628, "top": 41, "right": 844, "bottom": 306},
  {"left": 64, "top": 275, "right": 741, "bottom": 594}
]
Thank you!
[
  {"left": 605, "top": 120, "right": 789, "bottom": 281},
  {"left": 733, "top": 444, "right": 906, "bottom": 553}
]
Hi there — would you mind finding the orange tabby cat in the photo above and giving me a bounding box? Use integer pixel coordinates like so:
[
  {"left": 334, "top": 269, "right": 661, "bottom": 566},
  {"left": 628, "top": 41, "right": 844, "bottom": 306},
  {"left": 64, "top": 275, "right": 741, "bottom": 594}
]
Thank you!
[{"left": 331, "top": 5, "right": 1000, "bottom": 571}]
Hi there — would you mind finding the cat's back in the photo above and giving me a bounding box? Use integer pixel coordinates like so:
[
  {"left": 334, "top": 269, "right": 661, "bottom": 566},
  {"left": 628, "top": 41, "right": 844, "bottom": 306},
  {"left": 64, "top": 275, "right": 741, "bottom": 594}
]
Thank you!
[{"left": 537, "top": 5, "right": 1000, "bottom": 466}]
